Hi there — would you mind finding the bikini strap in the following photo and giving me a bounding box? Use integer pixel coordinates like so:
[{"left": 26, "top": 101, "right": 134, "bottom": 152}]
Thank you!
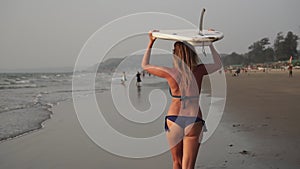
[
  {"left": 169, "top": 88, "right": 199, "bottom": 108},
  {"left": 169, "top": 88, "right": 199, "bottom": 100},
  {"left": 169, "top": 88, "right": 181, "bottom": 99}
]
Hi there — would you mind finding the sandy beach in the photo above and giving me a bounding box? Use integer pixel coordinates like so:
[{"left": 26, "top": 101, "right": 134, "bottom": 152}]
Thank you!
[{"left": 0, "top": 70, "right": 300, "bottom": 169}]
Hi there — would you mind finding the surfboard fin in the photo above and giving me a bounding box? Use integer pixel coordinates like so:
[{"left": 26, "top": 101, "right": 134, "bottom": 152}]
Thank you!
[{"left": 199, "top": 8, "right": 206, "bottom": 35}]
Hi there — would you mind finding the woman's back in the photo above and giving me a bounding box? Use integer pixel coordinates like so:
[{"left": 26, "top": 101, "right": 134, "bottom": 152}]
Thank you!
[{"left": 166, "top": 64, "right": 208, "bottom": 117}]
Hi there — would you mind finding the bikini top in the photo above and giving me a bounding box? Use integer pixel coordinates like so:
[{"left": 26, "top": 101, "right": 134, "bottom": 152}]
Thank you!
[
  {"left": 169, "top": 88, "right": 199, "bottom": 108},
  {"left": 169, "top": 88, "right": 199, "bottom": 100}
]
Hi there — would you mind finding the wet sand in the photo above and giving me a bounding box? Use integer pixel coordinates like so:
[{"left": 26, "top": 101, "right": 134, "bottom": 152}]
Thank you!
[
  {"left": 0, "top": 70, "right": 300, "bottom": 169},
  {"left": 199, "top": 70, "right": 300, "bottom": 168}
]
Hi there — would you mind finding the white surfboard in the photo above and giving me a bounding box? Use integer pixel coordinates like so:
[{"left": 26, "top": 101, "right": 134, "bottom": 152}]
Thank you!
[
  {"left": 152, "top": 8, "right": 224, "bottom": 46},
  {"left": 152, "top": 29, "right": 223, "bottom": 46}
]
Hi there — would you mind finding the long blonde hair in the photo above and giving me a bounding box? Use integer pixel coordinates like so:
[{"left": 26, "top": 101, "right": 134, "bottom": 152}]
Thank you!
[{"left": 173, "top": 41, "right": 199, "bottom": 95}]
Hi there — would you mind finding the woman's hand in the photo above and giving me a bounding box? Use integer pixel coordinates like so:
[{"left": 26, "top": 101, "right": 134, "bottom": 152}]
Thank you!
[{"left": 148, "top": 30, "right": 158, "bottom": 43}]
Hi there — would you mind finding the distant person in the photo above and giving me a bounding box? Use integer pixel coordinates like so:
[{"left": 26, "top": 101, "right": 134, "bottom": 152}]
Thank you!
[
  {"left": 121, "top": 72, "right": 127, "bottom": 83},
  {"left": 142, "top": 30, "right": 222, "bottom": 169},
  {"left": 233, "top": 68, "right": 241, "bottom": 76},
  {"left": 136, "top": 71, "right": 142, "bottom": 86},
  {"left": 288, "top": 65, "right": 293, "bottom": 77}
]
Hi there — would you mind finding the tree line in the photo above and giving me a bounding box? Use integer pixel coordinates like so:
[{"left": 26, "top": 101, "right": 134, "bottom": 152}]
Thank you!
[{"left": 222, "top": 31, "right": 299, "bottom": 66}]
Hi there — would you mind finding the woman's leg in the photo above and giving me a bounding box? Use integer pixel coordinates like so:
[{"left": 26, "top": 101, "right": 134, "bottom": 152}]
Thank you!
[
  {"left": 182, "top": 122, "right": 203, "bottom": 169},
  {"left": 166, "top": 119, "right": 184, "bottom": 169}
]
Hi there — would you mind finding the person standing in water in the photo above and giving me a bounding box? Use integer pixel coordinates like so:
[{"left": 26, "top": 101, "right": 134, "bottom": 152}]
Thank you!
[
  {"left": 136, "top": 71, "right": 142, "bottom": 86},
  {"left": 142, "top": 31, "right": 222, "bottom": 169},
  {"left": 121, "top": 71, "right": 127, "bottom": 84}
]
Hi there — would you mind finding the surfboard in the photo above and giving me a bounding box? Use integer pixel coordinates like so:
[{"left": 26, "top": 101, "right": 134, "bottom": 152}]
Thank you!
[
  {"left": 152, "top": 8, "right": 224, "bottom": 46},
  {"left": 152, "top": 29, "right": 223, "bottom": 46}
]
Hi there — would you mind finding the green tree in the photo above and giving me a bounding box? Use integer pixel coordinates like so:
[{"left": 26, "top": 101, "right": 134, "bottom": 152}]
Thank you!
[
  {"left": 222, "top": 52, "right": 244, "bottom": 66},
  {"left": 247, "top": 37, "right": 271, "bottom": 63},
  {"left": 285, "top": 31, "right": 298, "bottom": 59},
  {"left": 274, "top": 31, "right": 298, "bottom": 61},
  {"left": 264, "top": 47, "right": 275, "bottom": 62},
  {"left": 274, "top": 32, "right": 285, "bottom": 60},
  {"left": 226, "top": 31, "right": 298, "bottom": 65}
]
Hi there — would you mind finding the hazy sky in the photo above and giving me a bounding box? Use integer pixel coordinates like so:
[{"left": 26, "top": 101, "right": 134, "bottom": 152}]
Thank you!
[{"left": 1, "top": 0, "right": 300, "bottom": 71}]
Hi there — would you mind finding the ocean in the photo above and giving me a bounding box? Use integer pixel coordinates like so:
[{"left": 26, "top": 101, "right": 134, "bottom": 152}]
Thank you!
[{"left": 0, "top": 72, "right": 113, "bottom": 141}]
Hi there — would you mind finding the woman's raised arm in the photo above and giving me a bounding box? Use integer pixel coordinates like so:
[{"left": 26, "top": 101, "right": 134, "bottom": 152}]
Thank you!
[
  {"left": 141, "top": 31, "right": 172, "bottom": 78},
  {"left": 204, "top": 44, "right": 223, "bottom": 74}
]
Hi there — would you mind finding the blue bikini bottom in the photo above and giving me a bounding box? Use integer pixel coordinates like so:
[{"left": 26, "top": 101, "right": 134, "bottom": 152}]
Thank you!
[{"left": 165, "top": 115, "right": 205, "bottom": 132}]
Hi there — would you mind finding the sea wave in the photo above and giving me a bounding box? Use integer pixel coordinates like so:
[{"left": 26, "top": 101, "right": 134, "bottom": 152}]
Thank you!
[
  {"left": 0, "top": 106, "right": 53, "bottom": 142},
  {"left": 0, "top": 104, "right": 28, "bottom": 114},
  {"left": 0, "top": 84, "right": 37, "bottom": 89}
]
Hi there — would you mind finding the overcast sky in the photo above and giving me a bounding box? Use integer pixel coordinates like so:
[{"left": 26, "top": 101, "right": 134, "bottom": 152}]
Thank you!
[{"left": 1, "top": 0, "right": 300, "bottom": 71}]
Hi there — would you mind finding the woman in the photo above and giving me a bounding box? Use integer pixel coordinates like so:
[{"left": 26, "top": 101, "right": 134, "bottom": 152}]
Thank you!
[{"left": 141, "top": 31, "right": 222, "bottom": 169}]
